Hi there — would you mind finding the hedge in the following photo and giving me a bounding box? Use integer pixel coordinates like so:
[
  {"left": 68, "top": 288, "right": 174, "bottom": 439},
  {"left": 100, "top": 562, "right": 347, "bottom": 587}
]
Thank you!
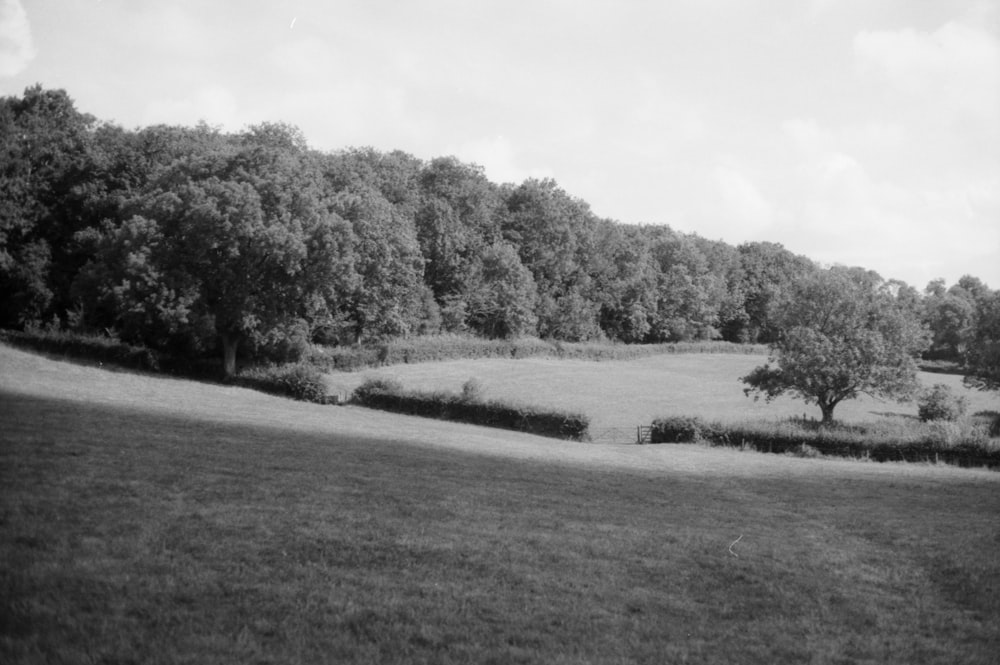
[
  {"left": 308, "top": 335, "right": 768, "bottom": 372},
  {"left": 353, "top": 380, "right": 590, "bottom": 440},
  {"left": 234, "top": 362, "right": 329, "bottom": 403},
  {"left": 650, "top": 416, "right": 1000, "bottom": 469},
  {"left": 0, "top": 329, "right": 162, "bottom": 371}
]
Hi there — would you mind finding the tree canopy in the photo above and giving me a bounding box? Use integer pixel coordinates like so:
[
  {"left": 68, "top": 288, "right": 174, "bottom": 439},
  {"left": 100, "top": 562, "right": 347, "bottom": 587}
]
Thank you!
[
  {"left": 741, "top": 267, "right": 930, "bottom": 423},
  {"left": 1, "top": 86, "right": 996, "bottom": 377}
]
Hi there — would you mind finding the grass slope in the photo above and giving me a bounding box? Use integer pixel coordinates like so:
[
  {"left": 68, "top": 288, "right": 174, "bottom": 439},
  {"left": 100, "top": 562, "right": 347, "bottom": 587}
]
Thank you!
[{"left": 2, "top": 344, "right": 999, "bottom": 664}]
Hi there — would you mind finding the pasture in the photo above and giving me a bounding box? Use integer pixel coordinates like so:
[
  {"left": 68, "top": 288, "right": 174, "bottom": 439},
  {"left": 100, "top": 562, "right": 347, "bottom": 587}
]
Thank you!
[
  {"left": 325, "top": 353, "right": 999, "bottom": 430},
  {"left": 2, "top": 343, "right": 999, "bottom": 664}
]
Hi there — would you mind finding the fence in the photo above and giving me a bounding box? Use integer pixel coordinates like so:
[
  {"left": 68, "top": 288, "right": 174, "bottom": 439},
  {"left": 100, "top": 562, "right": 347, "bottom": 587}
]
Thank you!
[{"left": 589, "top": 426, "right": 653, "bottom": 445}]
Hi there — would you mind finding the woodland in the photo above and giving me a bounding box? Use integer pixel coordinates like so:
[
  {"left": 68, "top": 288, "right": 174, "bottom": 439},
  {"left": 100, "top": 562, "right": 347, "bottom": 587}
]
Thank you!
[{"left": 2, "top": 85, "right": 998, "bottom": 381}]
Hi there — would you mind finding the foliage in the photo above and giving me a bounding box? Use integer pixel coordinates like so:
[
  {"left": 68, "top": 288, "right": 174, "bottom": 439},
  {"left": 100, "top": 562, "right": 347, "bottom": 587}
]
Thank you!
[
  {"left": 964, "top": 291, "right": 1000, "bottom": 391},
  {"left": 307, "top": 335, "right": 767, "bottom": 372},
  {"left": 0, "top": 86, "right": 95, "bottom": 327},
  {"left": 2, "top": 85, "right": 996, "bottom": 370},
  {"left": 742, "top": 267, "right": 929, "bottom": 423},
  {"left": 0, "top": 327, "right": 160, "bottom": 371},
  {"left": 461, "top": 377, "right": 484, "bottom": 402},
  {"left": 649, "top": 414, "right": 1000, "bottom": 468},
  {"left": 73, "top": 126, "right": 354, "bottom": 375},
  {"left": 464, "top": 242, "right": 539, "bottom": 338},
  {"left": 650, "top": 415, "right": 712, "bottom": 443},
  {"left": 352, "top": 378, "right": 590, "bottom": 440},
  {"left": 235, "top": 362, "right": 329, "bottom": 403},
  {"left": 917, "top": 383, "right": 968, "bottom": 422}
]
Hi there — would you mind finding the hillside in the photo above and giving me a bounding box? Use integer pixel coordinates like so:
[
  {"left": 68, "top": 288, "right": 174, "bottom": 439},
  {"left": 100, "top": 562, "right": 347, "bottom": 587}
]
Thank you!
[{"left": 2, "top": 344, "right": 999, "bottom": 663}]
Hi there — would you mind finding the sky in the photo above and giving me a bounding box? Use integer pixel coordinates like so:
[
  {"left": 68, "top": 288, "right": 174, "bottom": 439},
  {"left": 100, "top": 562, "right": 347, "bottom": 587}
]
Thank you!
[{"left": 2, "top": 0, "right": 998, "bottom": 290}]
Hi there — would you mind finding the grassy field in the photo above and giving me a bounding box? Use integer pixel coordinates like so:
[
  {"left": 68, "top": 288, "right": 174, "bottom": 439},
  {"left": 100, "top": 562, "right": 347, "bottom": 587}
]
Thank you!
[
  {"left": 325, "top": 354, "right": 999, "bottom": 430},
  {"left": 2, "top": 343, "right": 999, "bottom": 663}
]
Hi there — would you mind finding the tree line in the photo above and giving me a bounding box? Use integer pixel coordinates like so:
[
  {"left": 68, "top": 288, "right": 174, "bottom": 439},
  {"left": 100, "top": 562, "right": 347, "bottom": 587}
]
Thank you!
[{"left": 1, "top": 85, "right": 998, "bottom": 383}]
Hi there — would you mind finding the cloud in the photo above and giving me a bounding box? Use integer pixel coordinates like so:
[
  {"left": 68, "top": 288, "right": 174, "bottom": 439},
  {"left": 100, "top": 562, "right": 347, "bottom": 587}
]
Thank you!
[
  {"left": 713, "top": 164, "right": 775, "bottom": 235},
  {"left": 0, "top": 0, "right": 35, "bottom": 77},
  {"left": 142, "top": 86, "right": 242, "bottom": 130},
  {"left": 451, "top": 135, "right": 553, "bottom": 186},
  {"left": 853, "top": 18, "right": 1000, "bottom": 125},
  {"left": 775, "top": 129, "right": 1000, "bottom": 285}
]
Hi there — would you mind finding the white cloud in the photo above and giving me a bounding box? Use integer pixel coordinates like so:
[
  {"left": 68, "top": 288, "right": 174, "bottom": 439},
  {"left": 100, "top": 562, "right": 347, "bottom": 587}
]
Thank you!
[
  {"left": 0, "top": 0, "right": 35, "bottom": 77},
  {"left": 451, "top": 135, "right": 553, "bottom": 186},
  {"left": 713, "top": 164, "right": 775, "bottom": 234},
  {"left": 142, "top": 86, "right": 242, "bottom": 130},
  {"left": 775, "top": 131, "right": 1000, "bottom": 285},
  {"left": 854, "top": 18, "right": 1000, "bottom": 125}
]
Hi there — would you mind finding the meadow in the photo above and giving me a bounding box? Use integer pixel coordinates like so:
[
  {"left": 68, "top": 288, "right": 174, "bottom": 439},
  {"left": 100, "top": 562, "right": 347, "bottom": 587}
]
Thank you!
[
  {"left": 2, "top": 343, "right": 999, "bottom": 663},
  {"left": 325, "top": 353, "right": 998, "bottom": 431}
]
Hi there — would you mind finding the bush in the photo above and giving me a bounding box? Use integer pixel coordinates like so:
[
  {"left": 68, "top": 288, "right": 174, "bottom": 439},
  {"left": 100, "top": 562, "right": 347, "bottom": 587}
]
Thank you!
[
  {"left": 461, "top": 377, "right": 484, "bottom": 402},
  {"left": 651, "top": 416, "right": 709, "bottom": 443},
  {"left": 646, "top": 414, "right": 1000, "bottom": 468},
  {"left": 917, "top": 383, "right": 968, "bottom": 422},
  {"left": 236, "top": 362, "right": 328, "bottom": 403},
  {"left": 352, "top": 379, "right": 589, "bottom": 440},
  {"left": 0, "top": 328, "right": 161, "bottom": 371},
  {"left": 353, "top": 376, "right": 405, "bottom": 400}
]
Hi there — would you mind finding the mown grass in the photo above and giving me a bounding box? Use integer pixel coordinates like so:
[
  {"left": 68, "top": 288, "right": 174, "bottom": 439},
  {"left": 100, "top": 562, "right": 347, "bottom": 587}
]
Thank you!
[{"left": 2, "top": 346, "right": 999, "bottom": 663}]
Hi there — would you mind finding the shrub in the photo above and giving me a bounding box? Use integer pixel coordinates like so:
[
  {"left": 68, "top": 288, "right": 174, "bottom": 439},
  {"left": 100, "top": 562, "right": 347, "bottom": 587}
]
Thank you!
[
  {"left": 461, "top": 377, "right": 484, "bottom": 402},
  {"left": 351, "top": 379, "right": 589, "bottom": 440},
  {"left": 917, "top": 383, "right": 968, "bottom": 422},
  {"left": 236, "top": 362, "right": 328, "bottom": 403},
  {"left": 647, "top": 414, "right": 1000, "bottom": 468},
  {"left": 650, "top": 416, "right": 709, "bottom": 443},
  {"left": 353, "top": 376, "right": 405, "bottom": 401},
  {"left": 0, "top": 328, "right": 161, "bottom": 371}
]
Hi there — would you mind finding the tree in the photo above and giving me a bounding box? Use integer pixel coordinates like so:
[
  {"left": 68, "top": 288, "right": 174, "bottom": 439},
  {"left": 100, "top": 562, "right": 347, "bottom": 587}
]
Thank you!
[
  {"left": 465, "top": 242, "right": 538, "bottom": 338},
  {"left": 0, "top": 86, "right": 95, "bottom": 326},
  {"left": 592, "top": 223, "right": 655, "bottom": 343},
  {"left": 964, "top": 290, "right": 1000, "bottom": 391},
  {"left": 327, "top": 185, "right": 427, "bottom": 342},
  {"left": 730, "top": 242, "right": 816, "bottom": 343},
  {"left": 502, "top": 178, "right": 601, "bottom": 337},
  {"left": 742, "top": 267, "right": 929, "bottom": 423},
  {"left": 74, "top": 131, "right": 354, "bottom": 375},
  {"left": 415, "top": 156, "right": 501, "bottom": 311}
]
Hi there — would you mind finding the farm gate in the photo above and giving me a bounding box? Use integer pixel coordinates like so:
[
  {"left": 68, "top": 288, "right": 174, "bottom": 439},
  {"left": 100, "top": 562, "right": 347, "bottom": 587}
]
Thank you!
[{"left": 588, "top": 426, "right": 652, "bottom": 445}]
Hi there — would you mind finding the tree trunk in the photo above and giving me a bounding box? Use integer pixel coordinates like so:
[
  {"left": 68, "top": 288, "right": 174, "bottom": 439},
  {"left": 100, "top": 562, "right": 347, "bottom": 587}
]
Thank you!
[
  {"left": 221, "top": 333, "right": 240, "bottom": 378},
  {"left": 819, "top": 401, "right": 836, "bottom": 425}
]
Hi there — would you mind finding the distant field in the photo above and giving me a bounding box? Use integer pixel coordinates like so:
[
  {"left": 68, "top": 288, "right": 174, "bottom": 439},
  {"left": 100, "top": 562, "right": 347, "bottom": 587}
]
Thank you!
[
  {"left": 326, "top": 353, "right": 1000, "bottom": 429},
  {"left": 2, "top": 344, "right": 999, "bottom": 664}
]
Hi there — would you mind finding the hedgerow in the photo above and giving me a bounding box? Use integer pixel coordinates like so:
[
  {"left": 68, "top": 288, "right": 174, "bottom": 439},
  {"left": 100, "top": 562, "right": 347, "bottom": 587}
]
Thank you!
[
  {"left": 235, "top": 362, "right": 329, "bottom": 403},
  {"left": 352, "top": 377, "right": 590, "bottom": 440},
  {"left": 650, "top": 415, "right": 1000, "bottom": 468},
  {"left": 0, "top": 328, "right": 161, "bottom": 371},
  {"left": 307, "top": 335, "right": 767, "bottom": 372}
]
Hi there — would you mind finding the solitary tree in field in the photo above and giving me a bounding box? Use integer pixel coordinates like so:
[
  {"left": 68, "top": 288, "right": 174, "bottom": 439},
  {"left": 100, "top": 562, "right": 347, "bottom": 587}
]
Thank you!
[{"left": 741, "top": 267, "right": 929, "bottom": 424}]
